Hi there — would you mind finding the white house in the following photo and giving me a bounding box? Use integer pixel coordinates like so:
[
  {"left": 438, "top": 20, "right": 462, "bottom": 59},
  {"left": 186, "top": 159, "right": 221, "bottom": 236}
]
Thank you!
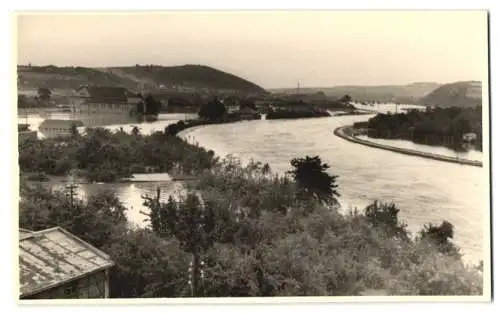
[{"left": 38, "top": 119, "right": 84, "bottom": 139}]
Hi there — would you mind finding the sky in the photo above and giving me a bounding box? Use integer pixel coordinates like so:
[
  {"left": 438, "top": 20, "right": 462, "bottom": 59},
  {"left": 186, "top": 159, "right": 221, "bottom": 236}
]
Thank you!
[{"left": 16, "top": 11, "right": 488, "bottom": 88}]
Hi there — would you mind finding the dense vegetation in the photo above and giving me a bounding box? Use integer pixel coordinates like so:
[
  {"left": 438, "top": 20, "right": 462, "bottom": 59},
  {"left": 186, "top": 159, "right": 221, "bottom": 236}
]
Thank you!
[
  {"left": 19, "top": 151, "right": 483, "bottom": 297},
  {"left": 267, "top": 108, "right": 331, "bottom": 120},
  {"left": 355, "top": 106, "right": 482, "bottom": 151},
  {"left": 198, "top": 98, "right": 228, "bottom": 121},
  {"left": 18, "top": 124, "right": 31, "bottom": 132},
  {"left": 18, "top": 127, "right": 218, "bottom": 183}
]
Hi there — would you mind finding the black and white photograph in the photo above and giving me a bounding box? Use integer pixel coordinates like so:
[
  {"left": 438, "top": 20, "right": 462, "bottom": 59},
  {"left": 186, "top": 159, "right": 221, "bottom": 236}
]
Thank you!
[{"left": 13, "top": 10, "right": 491, "bottom": 302}]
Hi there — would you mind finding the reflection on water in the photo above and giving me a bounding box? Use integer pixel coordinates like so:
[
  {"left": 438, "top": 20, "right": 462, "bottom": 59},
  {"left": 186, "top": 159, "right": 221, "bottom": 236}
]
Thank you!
[
  {"left": 19, "top": 113, "right": 195, "bottom": 229},
  {"left": 18, "top": 108, "right": 488, "bottom": 264},
  {"left": 177, "top": 113, "right": 488, "bottom": 265},
  {"left": 49, "top": 180, "right": 186, "bottom": 229}
]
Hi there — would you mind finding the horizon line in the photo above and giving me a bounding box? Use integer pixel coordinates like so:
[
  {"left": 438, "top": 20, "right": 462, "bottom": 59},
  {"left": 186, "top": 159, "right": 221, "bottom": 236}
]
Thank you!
[{"left": 16, "top": 63, "right": 482, "bottom": 90}]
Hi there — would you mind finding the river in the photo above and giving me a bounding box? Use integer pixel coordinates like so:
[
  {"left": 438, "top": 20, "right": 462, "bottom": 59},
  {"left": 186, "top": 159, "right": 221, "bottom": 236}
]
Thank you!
[
  {"left": 18, "top": 107, "right": 488, "bottom": 264},
  {"left": 176, "top": 110, "right": 487, "bottom": 265}
]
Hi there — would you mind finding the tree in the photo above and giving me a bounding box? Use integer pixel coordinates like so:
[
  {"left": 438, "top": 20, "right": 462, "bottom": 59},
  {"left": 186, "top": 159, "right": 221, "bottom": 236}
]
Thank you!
[
  {"left": 339, "top": 94, "right": 352, "bottom": 104},
  {"left": 165, "top": 122, "right": 181, "bottom": 137},
  {"left": 364, "top": 201, "right": 409, "bottom": 241},
  {"left": 18, "top": 95, "right": 30, "bottom": 108},
  {"left": 418, "top": 220, "right": 460, "bottom": 257},
  {"left": 19, "top": 185, "right": 128, "bottom": 248},
  {"left": 198, "top": 97, "right": 227, "bottom": 121},
  {"left": 144, "top": 94, "right": 161, "bottom": 116},
  {"left": 288, "top": 156, "right": 340, "bottom": 206},
  {"left": 201, "top": 243, "right": 261, "bottom": 297},
  {"left": 70, "top": 123, "right": 79, "bottom": 137},
  {"left": 131, "top": 126, "right": 140, "bottom": 136},
  {"left": 103, "top": 228, "right": 190, "bottom": 298},
  {"left": 142, "top": 191, "right": 216, "bottom": 296},
  {"left": 37, "top": 87, "right": 51, "bottom": 102}
]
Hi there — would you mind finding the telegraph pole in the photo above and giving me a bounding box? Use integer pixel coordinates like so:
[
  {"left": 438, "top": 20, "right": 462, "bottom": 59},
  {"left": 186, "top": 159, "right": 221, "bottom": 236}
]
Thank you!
[
  {"left": 186, "top": 192, "right": 207, "bottom": 297},
  {"left": 64, "top": 171, "right": 79, "bottom": 209}
]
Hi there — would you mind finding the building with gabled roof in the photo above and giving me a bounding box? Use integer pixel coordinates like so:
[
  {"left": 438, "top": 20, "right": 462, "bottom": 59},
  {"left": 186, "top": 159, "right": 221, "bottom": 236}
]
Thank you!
[
  {"left": 38, "top": 119, "right": 84, "bottom": 139},
  {"left": 19, "top": 227, "right": 114, "bottom": 299},
  {"left": 71, "top": 85, "right": 142, "bottom": 115}
]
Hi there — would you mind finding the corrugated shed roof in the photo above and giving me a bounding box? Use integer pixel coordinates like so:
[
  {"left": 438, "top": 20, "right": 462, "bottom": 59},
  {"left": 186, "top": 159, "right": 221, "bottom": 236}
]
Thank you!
[
  {"left": 39, "top": 119, "right": 84, "bottom": 129},
  {"left": 19, "top": 227, "right": 114, "bottom": 298}
]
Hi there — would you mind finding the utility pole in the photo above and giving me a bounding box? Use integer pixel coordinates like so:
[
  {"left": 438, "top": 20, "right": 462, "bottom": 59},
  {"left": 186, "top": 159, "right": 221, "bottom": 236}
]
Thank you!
[
  {"left": 186, "top": 192, "right": 207, "bottom": 297},
  {"left": 64, "top": 171, "right": 78, "bottom": 209},
  {"left": 188, "top": 259, "right": 194, "bottom": 297}
]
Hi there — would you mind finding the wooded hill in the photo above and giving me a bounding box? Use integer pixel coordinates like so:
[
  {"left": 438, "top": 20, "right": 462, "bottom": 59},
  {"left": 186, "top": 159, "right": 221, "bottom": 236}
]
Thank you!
[
  {"left": 17, "top": 64, "right": 267, "bottom": 95},
  {"left": 418, "top": 81, "right": 482, "bottom": 108}
]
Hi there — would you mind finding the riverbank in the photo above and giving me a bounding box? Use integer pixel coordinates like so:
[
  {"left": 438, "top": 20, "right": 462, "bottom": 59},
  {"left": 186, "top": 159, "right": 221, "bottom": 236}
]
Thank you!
[
  {"left": 359, "top": 106, "right": 483, "bottom": 152},
  {"left": 267, "top": 108, "right": 331, "bottom": 120},
  {"left": 334, "top": 125, "right": 482, "bottom": 167},
  {"left": 332, "top": 111, "right": 373, "bottom": 117}
]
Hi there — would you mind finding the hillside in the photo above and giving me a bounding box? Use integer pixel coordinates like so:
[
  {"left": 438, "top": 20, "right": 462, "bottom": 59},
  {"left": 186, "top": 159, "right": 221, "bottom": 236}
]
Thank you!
[
  {"left": 269, "top": 82, "right": 441, "bottom": 103},
  {"left": 17, "top": 65, "right": 139, "bottom": 92},
  {"left": 418, "top": 81, "right": 482, "bottom": 108},
  {"left": 106, "top": 65, "right": 266, "bottom": 94},
  {"left": 17, "top": 64, "right": 267, "bottom": 95}
]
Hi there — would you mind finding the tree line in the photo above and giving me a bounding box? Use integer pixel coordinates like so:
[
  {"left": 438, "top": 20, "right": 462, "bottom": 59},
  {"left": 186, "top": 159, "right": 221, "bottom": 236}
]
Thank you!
[
  {"left": 355, "top": 106, "right": 482, "bottom": 151},
  {"left": 267, "top": 108, "right": 331, "bottom": 120},
  {"left": 18, "top": 127, "right": 218, "bottom": 183}
]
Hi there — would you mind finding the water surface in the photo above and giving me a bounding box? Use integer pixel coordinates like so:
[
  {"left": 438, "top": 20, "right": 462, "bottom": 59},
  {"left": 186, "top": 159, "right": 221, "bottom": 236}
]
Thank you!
[
  {"left": 18, "top": 109, "right": 488, "bottom": 264},
  {"left": 178, "top": 113, "right": 488, "bottom": 264}
]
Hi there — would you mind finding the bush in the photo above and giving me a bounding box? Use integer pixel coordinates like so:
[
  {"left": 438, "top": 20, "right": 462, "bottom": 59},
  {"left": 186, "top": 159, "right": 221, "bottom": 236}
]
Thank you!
[
  {"left": 18, "top": 126, "right": 219, "bottom": 182},
  {"left": 387, "top": 252, "right": 483, "bottom": 295},
  {"left": 103, "top": 228, "right": 190, "bottom": 298},
  {"left": 364, "top": 201, "right": 409, "bottom": 241}
]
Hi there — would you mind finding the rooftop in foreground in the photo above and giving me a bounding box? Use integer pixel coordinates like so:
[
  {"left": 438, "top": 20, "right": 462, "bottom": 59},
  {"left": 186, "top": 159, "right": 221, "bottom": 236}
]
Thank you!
[{"left": 19, "top": 227, "right": 114, "bottom": 298}]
